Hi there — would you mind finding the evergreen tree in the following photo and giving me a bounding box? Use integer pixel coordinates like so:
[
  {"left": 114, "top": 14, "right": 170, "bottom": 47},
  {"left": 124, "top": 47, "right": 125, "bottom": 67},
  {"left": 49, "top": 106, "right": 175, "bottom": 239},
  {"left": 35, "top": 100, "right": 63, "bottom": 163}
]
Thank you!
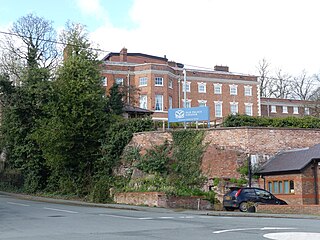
[
  {"left": 0, "top": 14, "right": 56, "bottom": 192},
  {"left": 106, "top": 82, "right": 124, "bottom": 115},
  {"left": 34, "top": 23, "right": 108, "bottom": 195}
]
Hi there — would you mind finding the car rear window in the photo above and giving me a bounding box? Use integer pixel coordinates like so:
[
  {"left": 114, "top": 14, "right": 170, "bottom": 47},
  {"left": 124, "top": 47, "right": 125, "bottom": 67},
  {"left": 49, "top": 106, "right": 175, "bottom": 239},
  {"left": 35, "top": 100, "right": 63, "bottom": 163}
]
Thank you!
[
  {"left": 241, "top": 189, "right": 256, "bottom": 197},
  {"left": 226, "top": 189, "right": 239, "bottom": 197}
]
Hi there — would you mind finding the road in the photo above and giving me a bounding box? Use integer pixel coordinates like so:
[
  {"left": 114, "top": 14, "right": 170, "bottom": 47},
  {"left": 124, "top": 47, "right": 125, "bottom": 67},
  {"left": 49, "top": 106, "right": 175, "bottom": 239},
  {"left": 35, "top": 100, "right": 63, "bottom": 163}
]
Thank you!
[{"left": 1, "top": 192, "right": 320, "bottom": 240}]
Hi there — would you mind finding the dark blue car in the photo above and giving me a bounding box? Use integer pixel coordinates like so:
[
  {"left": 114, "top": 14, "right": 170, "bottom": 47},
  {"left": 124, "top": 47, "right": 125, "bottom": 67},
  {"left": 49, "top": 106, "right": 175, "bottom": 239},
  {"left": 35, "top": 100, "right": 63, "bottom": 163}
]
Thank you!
[{"left": 223, "top": 187, "right": 287, "bottom": 212}]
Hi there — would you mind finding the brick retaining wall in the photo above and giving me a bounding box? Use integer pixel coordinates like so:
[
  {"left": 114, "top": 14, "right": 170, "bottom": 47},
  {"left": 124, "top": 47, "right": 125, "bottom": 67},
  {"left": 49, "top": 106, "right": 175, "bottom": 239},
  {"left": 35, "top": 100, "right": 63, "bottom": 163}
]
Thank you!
[
  {"left": 256, "top": 204, "right": 320, "bottom": 215},
  {"left": 129, "top": 127, "right": 320, "bottom": 180}
]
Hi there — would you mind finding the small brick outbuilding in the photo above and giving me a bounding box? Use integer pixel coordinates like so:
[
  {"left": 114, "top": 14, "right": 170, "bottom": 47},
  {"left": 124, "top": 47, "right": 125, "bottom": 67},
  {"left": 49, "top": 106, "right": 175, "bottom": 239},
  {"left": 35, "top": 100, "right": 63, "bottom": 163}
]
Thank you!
[{"left": 258, "top": 144, "right": 320, "bottom": 205}]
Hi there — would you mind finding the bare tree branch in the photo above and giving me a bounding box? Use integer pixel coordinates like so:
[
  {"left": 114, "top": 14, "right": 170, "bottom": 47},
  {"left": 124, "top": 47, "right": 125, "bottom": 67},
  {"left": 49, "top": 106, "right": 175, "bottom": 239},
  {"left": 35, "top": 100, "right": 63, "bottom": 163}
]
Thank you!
[
  {"left": 291, "top": 70, "right": 316, "bottom": 100},
  {"left": 0, "top": 14, "right": 59, "bottom": 81},
  {"left": 269, "top": 69, "right": 292, "bottom": 99},
  {"left": 257, "top": 58, "right": 272, "bottom": 97}
]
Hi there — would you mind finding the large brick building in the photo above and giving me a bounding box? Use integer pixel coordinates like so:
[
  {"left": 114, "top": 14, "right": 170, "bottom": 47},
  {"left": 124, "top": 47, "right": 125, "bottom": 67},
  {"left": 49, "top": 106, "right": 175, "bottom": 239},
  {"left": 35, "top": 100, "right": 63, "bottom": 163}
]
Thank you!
[{"left": 102, "top": 48, "right": 259, "bottom": 123}]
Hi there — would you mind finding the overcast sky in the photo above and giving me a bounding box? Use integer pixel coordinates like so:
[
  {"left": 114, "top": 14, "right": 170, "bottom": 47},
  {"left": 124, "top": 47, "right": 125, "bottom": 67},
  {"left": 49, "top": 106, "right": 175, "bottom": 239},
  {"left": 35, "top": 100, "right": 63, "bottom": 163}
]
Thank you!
[{"left": 1, "top": 0, "right": 320, "bottom": 76}]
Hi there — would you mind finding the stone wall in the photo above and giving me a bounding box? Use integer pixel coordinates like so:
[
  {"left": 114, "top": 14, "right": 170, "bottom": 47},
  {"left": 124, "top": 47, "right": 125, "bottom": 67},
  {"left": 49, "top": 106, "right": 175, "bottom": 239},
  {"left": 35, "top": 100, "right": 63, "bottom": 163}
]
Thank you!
[
  {"left": 129, "top": 127, "right": 320, "bottom": 180},
  {"left": 114, "top": 192, "right": 164, "bottom": 207},
  {"left": 202, "top": 127, "right": 320, "bottom": 155},
  {"left": 114, "top": 192, "right": 213, "bottom": 210},
  {"left": 165, "top": 195, "right": 213, "bottom": 210}
]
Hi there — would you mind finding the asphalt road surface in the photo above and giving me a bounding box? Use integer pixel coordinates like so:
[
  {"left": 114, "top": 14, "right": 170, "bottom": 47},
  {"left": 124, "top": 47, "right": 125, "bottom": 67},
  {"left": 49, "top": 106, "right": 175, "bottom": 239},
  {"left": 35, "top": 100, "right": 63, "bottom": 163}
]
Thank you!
[{"left": 1, "top": 192, "right": 320, "bottom": 240}]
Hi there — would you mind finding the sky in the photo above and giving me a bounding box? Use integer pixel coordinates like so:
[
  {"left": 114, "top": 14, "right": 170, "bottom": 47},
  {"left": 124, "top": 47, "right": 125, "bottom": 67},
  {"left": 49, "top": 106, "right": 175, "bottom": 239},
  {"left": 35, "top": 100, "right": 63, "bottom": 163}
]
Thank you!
[{"left": 1, "top": 0, "right": 320, "bottom": 77}]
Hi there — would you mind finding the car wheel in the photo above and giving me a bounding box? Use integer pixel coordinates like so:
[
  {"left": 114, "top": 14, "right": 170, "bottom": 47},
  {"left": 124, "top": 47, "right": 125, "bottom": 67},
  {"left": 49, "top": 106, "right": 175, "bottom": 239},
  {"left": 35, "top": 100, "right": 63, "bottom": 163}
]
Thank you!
[
  {"left": 224, "top": 207, "right": 235, "bottom": 211},
  {"left": 239, "top": 202, "right": 248, "bottom": 212}
]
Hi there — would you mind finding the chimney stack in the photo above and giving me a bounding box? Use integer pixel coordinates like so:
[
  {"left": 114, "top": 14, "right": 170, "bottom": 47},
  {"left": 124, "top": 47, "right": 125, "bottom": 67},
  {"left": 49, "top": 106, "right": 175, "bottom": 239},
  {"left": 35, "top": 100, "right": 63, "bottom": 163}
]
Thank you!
[
  {"left": 214, "top": 65, "right": 229, "bottom": 72},
  {"left": 120, "top": 47, "right": 127, "bottom": 62}
]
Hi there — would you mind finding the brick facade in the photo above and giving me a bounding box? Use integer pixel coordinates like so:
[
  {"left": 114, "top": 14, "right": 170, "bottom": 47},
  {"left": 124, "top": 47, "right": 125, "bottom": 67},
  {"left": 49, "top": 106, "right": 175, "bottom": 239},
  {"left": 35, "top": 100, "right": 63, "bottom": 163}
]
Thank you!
[
  {"left": 102, "top": 48, "right": 259, "bottom": 122},
  {"left": 259, "top": 163, "right": 320, "bottom": 205},
  {"left": 260, "top": 97, "right": 314, "bottom": 117}
]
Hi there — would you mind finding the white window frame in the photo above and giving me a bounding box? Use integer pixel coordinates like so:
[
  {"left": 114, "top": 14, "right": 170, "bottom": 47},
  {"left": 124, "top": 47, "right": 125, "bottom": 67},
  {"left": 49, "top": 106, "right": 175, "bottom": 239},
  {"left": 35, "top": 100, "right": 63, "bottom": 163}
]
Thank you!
[
  {"left": 271, "top": 105, "right": 277, "bottom": 113},
  {"left": 115, "top": 78, "right": 123, "bottom": 85},
  {"left": 168, "top": 96, "right": 173, "bottom": 109},
  {"left": 293, "top": 106, "right": 299, "bottom": 114},
  {"left": 182, "top": 99, "right": 192, "bottom": 108},
  {"left": 245, "top": 103, "right": 253, "bottom": 116},
  {"left": 182, "top": 81, "right": 191, "bottom": 92},
  {"left": 102, "top": 77, "right": 107, "bottom": 86},
  {"left": 230, "top": 102, "right": 239, "bottom": 115},
  {"left": 282, "top": 106, "right": 288, "bottom": 113},
  {"left": 244, "top": 85, "right": 252, "bottom": 96},
  {"left": 198, "top": 100, "right": 207, "bottom": 107},
  {"left": 169, "top": 79, "right": 173, "bottom": 89},
  {"left": 139, "top": 77, "right": 148, "bottom": 86},
  {"left": 197, "top": 82, "right": 207, "bottom": 93},
  {"left": 155, "top": 94, "right": 163, "bottom": 111},
  {"left": 305, "top": 107, "right": 310, "bottom": 115},
  {"left": 214, "top": 83, "right": 222, "bottom": 94},
  {"left": 139, "top": 95, "right": 148, "bottom": 109},
  {"left": 155, "top": 77, "right": 163, "bottom": 86},
  {"left": 229, "top": 84, "right": 238, "bottom": 95},
  {"left": 214, "top": 101, "right": 223, "bottom": 118}
]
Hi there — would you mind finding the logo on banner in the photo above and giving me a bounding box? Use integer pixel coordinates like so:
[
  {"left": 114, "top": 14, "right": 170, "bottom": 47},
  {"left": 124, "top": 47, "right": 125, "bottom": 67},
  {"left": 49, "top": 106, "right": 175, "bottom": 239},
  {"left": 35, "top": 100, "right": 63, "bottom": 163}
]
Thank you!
[{"left": 175, "top": 110, "right": 185, "bottom": 119}]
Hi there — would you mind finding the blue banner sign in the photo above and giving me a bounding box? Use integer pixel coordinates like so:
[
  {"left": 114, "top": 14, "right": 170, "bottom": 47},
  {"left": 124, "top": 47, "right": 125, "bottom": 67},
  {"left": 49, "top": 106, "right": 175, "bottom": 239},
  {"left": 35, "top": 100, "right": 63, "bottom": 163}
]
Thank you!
[{"left": 168, "top": 107, "right": 210, "bottom": 123}]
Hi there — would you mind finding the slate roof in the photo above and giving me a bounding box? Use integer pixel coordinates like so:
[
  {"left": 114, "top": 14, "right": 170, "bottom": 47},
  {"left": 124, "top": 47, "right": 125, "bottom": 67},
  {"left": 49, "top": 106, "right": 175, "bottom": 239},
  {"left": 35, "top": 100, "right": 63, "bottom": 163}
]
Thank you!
[
  {"left": 123, "top": 105, "right": 153, "bottom": 114},
  {"left": 258, "top": 144, "right": 320, "bottom": 175}
]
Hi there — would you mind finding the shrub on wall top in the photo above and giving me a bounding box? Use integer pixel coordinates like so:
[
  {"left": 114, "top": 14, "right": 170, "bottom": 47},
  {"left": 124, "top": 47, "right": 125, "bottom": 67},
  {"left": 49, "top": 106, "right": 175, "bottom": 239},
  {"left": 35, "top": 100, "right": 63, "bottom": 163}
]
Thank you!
[{"left": 222, "top": 114, "right": 320, "bottom": 128}]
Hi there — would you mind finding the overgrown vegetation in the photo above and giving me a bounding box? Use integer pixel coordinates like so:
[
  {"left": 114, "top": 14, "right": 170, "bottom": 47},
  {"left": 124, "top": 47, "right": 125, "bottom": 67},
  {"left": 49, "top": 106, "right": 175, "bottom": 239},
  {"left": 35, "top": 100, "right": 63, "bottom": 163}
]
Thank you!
[
  {"left": 223, "top": 114, "right": 320, "bottom": 128},
  {"left": 120, "top": 130, "right": 211, "bottom": 199},
  {"left": 0, "top": 15, "right": 155, "bottom": 203}
]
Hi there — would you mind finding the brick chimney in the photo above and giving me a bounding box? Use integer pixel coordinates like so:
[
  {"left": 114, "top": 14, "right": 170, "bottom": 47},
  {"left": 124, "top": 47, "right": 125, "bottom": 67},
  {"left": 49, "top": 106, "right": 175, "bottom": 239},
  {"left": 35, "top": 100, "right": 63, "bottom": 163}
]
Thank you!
[
  {"left": 120, "top": 47, "right": 127, "bottom": 62},
  {"left": 214, "top": 65, "right": 229, "bottom": 72}
]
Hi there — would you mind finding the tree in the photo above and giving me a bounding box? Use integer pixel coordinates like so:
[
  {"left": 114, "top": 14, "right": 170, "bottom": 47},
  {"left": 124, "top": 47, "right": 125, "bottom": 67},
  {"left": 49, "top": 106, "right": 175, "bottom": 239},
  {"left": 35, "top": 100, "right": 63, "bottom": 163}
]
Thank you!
[
  {"left": 106, "top": 83, "right": 125, "bottom": 115},
  {"left": 0, "top": 14, "right": 59, "bottom": 82},
  {"left": 308, "top": 87, "right": 320, "bottom": 117},
  {"left": 0, "top": 14, "right": 56, "bottom": 192},
  {"left": 34, "top": 22, "right": 108, "bottom": 195},
  {"left": 270, "top": 69, "right": 292, "bottom": 99},
  {"left": 257, "top": 58, "right": 272, "bottom": 97},
  {"left": 291, "top": 70, "right": 316, "bottom": 100}
]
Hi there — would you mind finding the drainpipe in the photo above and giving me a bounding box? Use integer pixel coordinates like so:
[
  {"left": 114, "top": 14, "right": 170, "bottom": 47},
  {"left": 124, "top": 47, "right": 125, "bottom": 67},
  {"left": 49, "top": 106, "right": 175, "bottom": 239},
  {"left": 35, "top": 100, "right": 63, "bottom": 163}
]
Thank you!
[
  {"left": 127, "top": 72, "right": 130, "bottom": 105},
  {"left": 313, "top": 159, "right": 319, "bottom": 204}
]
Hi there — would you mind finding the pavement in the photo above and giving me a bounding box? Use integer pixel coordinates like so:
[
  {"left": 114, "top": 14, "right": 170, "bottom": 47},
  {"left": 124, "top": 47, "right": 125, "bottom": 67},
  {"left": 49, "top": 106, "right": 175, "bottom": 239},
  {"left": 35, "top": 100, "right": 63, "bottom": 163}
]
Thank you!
[{"left": 1, "top": 191, "right": 320, "bottom": 220}]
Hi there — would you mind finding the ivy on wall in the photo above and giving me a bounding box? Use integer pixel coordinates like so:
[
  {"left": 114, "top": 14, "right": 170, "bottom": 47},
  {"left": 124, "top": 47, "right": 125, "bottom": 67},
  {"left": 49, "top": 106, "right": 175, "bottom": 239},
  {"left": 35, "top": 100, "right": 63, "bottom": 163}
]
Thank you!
[{"left": 123, "top": 130, "right": 208, "bottom": 197}]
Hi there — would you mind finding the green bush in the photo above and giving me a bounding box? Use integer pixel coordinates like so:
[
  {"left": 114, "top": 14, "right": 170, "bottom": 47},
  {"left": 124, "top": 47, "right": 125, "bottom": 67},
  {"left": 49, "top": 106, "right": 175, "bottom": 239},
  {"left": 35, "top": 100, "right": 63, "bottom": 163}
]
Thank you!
[
  {"left": 223, "top": 114, "right": 320, "bottom": 128},
  {"left": 136, "top": 140, "right": 171, "bottom": 175}
]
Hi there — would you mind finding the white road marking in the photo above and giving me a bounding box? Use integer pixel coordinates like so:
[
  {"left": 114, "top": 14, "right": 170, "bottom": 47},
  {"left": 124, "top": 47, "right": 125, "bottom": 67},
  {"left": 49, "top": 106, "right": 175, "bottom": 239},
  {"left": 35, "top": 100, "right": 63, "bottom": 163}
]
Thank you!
[
  {"left": 263, "top": 232, "right": 320, "bottom": 240},
  {"left": 7, "top": 202, "right": 30, "bottom": 207},
  {"left": 99, "top": 213, "right": 141, "bottom": 219},
  {"left": 43, "top": 207, "right": 78, "bottom": 214},
  {"left": 179, "top": 216, "right": 194, "bottom": 219},
  {"left": 213, "top": 227, "right": 295, "bottom": 234},
  {"left": 137, "top": 217, "right": 154, "bottom": 220},
  {"left": 159, "top": 217, "right": 174, "bottom": 219}
]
